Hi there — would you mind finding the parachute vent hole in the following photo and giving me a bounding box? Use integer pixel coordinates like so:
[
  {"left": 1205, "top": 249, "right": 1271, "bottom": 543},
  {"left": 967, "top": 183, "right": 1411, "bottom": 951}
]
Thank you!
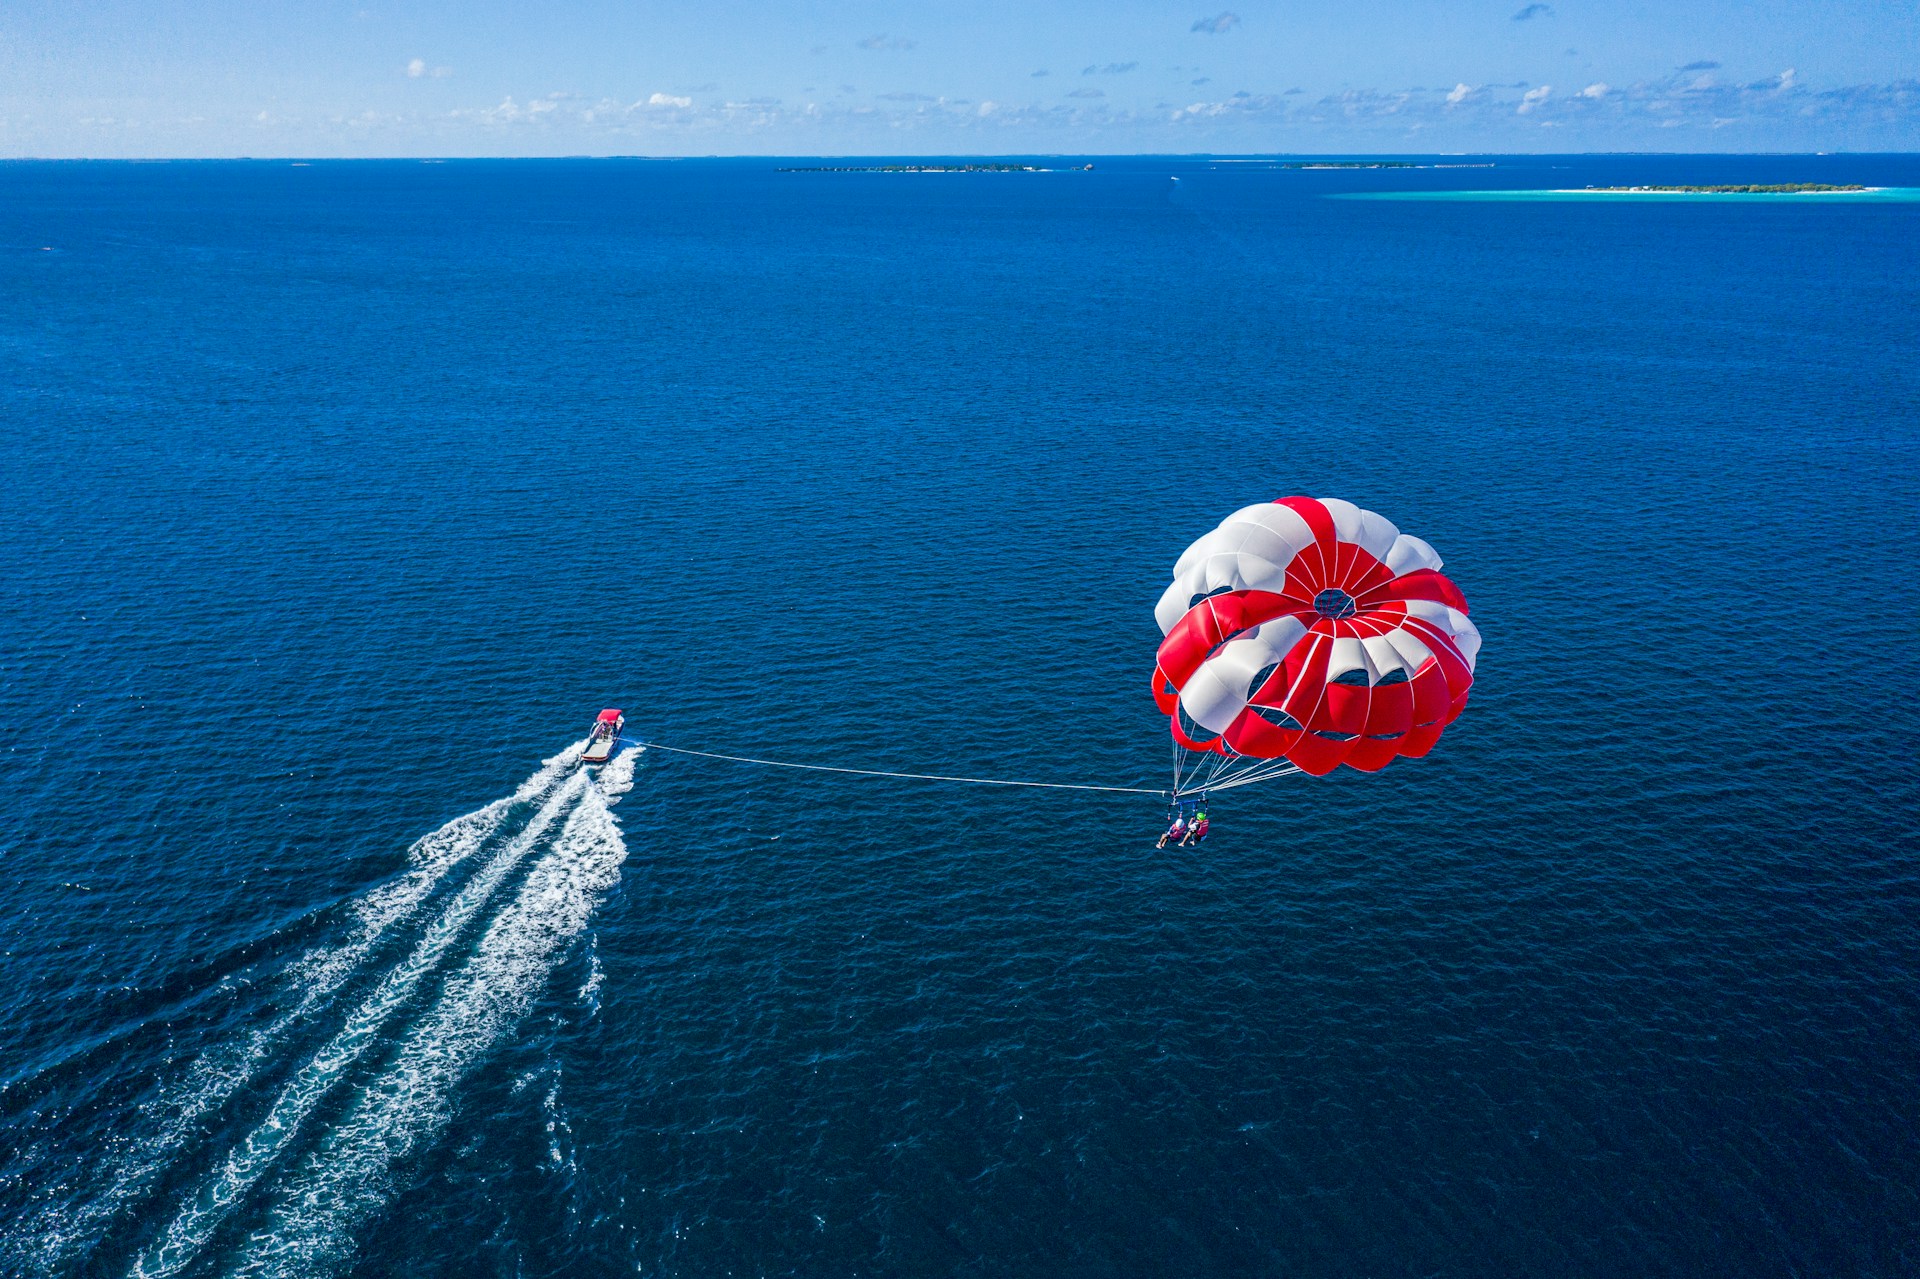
[
  {"left": 1313, "top": 730, "right": 1359, "bottom": 742},
  {"left": 1313, "top": 588, "right": 1358, "bottom": 620},
  {"left": 1376, "top": 668, "right": 1410, "bottom": 686},
  {"left": 1248, "top": 706, "right": 1303, "bottom": 731},
  {"left": 1330, "top": 669, "right": 1371, "bottom": 687}
]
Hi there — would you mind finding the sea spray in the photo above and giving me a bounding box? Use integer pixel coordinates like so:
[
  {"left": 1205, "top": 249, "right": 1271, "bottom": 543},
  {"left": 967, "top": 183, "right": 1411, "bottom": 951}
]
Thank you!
[
  {"left": 593, "top": 743, "right": 641, "bottom": 805},
  {"left": 234, "top": 749, "right": 636, "bottom": 1278},
  {"left": 132, "top": 765, "right": 592, "bottom": 1279},
  {"left": 578, "top": 938, "right": 605, "bottom": 1017}
]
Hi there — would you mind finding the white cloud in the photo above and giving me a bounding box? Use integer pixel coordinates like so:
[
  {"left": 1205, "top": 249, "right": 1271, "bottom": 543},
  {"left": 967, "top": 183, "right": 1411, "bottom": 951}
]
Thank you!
[
  {"left": 310, "top": 63, "right": 1919, "bottom": 152},
  {"left": 1170, "top": 92, "right": 1285, "bottom": 121},
  {"left": 407, "top": 58, "right": 425, "bottom": 78},
  {"left": 463, "top": 97, "right": 523, "bottom": 123},
  {"left": 1191, "top": 12, "right": 1240, "bottom": 34}
]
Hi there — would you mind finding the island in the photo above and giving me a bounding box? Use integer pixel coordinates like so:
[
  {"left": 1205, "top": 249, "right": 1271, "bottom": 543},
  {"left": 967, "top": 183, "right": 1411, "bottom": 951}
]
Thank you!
[
  {"left": 778, "top": 163, "right": 1094, "bottom": 173},
  {"left": 1271, "top": 161, "right": 1494, "bottom": 170},
  {"left": 1581, "top": 183, "right": 1867, "bottom": 193}
]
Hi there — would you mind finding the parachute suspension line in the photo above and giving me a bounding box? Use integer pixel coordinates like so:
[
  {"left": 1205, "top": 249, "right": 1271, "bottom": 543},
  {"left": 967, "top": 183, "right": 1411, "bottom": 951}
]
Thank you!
[
  {"left": 1170, "top": 742, "right": 1203, "bottom": 800},
  {"left": 1166, "top": 741, "right": 1303, "bottom": 800},
  {"left": 1168, "top": 745, "right": 1304, "bottom": 798},
  {"left": 634, "top": 741, "right": 1168, "bottom": 796},
  {"left": 1206, "top": 757, "right": 1303, "bottom": 792},
  {"left": 1172, "top": 738, "right": 1210, "bottom": 800}
]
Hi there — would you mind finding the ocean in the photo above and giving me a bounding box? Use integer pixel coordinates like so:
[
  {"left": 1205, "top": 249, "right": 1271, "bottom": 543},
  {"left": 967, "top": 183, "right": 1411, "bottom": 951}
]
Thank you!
[{"left": 2, "top": 154, "right": 1916, "bottom": 1277}]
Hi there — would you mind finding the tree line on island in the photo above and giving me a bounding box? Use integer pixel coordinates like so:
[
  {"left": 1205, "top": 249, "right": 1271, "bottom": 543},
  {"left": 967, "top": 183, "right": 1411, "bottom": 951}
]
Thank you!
[{"left": 1585, "top": 183, "right": 1866, "bottom": 193}]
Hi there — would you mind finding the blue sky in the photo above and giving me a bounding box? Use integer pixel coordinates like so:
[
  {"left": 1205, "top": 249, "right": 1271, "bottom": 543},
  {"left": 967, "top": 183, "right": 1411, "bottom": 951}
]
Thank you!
[{"left": 3, "top": 0, "right": 1915, "bottom": 156}]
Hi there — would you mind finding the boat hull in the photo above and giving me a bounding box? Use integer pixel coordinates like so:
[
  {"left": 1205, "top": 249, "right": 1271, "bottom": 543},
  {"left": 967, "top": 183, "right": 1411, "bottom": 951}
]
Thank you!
[{"left": 581, "top": 714, "right": 625, "bottom": 764}]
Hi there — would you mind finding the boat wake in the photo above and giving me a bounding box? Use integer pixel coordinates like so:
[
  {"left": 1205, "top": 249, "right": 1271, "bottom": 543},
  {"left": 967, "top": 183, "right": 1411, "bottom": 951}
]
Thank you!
[
  {"left": 232, "top": 752, "right": 635, "bottom": 1276},
  {"left": 4, "top": 743, "right": 638, "bottom": 1279}
]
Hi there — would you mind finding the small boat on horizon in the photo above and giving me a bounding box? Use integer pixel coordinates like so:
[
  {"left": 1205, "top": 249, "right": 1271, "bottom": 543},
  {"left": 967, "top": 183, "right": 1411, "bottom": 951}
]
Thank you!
[{"left": 582, "top": 709, "right": 624, "bottom": 764}]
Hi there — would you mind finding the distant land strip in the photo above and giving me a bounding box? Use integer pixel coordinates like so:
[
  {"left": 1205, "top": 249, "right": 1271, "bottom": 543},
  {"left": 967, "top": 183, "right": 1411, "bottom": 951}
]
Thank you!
[
  {"left": 778, "top": 163, "right": 1094, "bottom": 173},
  {"left": 1275, "top": 161, "right": 1496, "bottom": 169},
  {"left": 1581, "top": 183, "right": 1867, "bottom": 193}
]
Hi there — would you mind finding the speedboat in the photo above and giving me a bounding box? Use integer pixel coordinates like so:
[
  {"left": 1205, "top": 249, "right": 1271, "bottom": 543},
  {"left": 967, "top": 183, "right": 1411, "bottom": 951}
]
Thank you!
[{"left": 582, "top": 709, "right": 624, "bottom": 764}]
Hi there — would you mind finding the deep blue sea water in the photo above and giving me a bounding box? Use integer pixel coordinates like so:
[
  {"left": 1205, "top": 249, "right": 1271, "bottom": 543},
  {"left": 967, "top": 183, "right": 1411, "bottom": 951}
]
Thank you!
[{"left": 2, "top": 154, "right": 1917, "bottom": 1277}]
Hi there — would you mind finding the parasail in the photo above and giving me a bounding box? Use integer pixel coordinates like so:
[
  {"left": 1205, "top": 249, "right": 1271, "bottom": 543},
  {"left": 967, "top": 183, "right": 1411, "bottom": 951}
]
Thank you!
[{"left": 1154, "top": 496, "right": 1479, "bottom": 795}]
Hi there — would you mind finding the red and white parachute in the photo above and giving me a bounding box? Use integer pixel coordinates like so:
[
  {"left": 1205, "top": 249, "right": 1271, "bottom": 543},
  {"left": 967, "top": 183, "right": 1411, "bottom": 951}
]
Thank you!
[{"left": 1153, "top": 496, "right": 1479, "bottom": 794}]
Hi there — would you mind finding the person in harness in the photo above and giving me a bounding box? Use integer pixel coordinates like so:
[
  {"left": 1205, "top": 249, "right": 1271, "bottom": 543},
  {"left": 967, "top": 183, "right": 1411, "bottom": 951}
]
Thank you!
[
  {"left": 1181, "top": 809, "right": 1210, "bottom": 845},
  {"left": 1156, "top": 810, "right": 1189, "bottom": 849}
]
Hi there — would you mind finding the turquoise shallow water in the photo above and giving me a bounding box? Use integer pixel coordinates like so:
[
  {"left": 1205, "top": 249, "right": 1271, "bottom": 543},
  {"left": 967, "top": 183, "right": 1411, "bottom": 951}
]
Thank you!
[
  {"left": 1346, "top": 186, "right": 1920, "bottom": 201},
  {"left": 1, "top": 153, "right": 1917, "bottom": 1277}
]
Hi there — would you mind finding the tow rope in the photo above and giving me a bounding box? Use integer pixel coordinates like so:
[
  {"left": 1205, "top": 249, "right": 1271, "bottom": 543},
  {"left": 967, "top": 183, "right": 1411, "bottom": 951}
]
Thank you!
[{"left": 628, "top": 740, "right": 1169, "bottom": 796}]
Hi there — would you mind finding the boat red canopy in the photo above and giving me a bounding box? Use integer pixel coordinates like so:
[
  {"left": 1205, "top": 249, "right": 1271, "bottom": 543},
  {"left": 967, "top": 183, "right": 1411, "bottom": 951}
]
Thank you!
[{"left": 596, "top": 708, "right": 623, "bottom": 722}]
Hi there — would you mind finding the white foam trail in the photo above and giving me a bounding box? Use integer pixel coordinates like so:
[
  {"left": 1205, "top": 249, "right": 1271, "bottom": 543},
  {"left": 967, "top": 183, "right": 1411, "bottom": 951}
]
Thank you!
[
  {"left": 167, "top": 744, "right": 586, "bottom": 1124},
  {"left": 2, "top": 746, "right": 585, "bottom": 1277},
  {"left": 214, "top": 743, "right": 587, "bottom": 1059},
  {"left": 578, "top": 937, "right": 604, "bottom": 1017},
  {"left": 593, "top": 743, "right": 641, "bottom": 805},
  {"left": 234, "top": 750, "right": 636, "bottom": 1278},
  {"left": 541, "top": 1071, "right": 574, "bottom": 1173},
  {"left": 131, "top": 766, "right": 593, "bottom": 1279}
]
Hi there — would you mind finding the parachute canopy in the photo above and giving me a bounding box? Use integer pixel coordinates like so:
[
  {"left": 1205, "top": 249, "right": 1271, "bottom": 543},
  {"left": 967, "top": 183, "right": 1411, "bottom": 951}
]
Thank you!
[{"left": 1154, "top": 496, "right": 1479, "bottom": 787}]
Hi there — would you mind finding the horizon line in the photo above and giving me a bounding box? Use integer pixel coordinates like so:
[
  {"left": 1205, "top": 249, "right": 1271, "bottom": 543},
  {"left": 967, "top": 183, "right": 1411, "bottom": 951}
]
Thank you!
[{"left": 5, "top": 149, "right": 1913, "bottom": 163}]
